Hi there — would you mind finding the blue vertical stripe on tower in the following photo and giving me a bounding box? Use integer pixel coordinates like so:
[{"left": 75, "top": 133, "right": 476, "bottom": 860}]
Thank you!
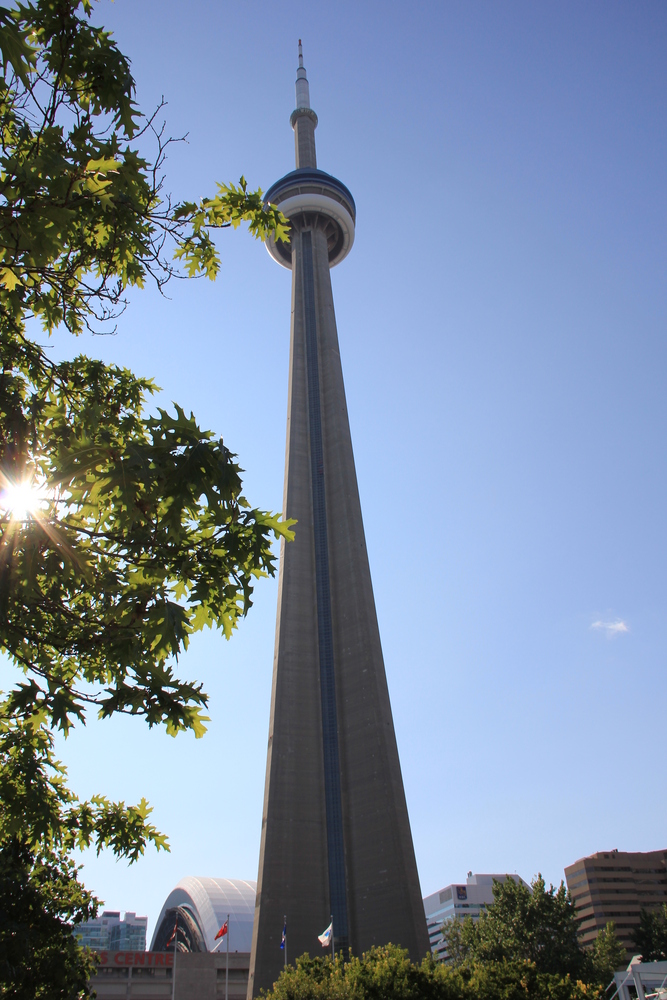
[{"left": 301, "top": 229, "right": 349, "bottom": 954}]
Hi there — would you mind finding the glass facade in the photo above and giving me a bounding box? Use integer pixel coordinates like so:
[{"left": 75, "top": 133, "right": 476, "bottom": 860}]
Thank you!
[{"left": 74, "top": 910, "right": 148, "bottom": 951}]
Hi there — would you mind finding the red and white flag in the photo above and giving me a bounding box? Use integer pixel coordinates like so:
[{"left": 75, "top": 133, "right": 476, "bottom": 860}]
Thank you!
[{"left": 215, "top": 920, "right": 228, "bottom": 941}]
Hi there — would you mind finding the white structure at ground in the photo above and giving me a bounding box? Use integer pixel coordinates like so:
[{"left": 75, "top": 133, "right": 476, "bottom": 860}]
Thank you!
[{"left": 611, "top": 959, "right": 667, "bottom": 1000}]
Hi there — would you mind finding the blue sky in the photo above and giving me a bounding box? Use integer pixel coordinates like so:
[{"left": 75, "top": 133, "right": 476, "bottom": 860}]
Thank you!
[{"left": 31, "top": 0, "right": 667, "bottom": 940}]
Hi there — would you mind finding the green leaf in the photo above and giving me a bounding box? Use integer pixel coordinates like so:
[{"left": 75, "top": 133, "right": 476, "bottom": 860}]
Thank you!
[{"left": 0, "top": 267, "right": 22, "bottom": 291}]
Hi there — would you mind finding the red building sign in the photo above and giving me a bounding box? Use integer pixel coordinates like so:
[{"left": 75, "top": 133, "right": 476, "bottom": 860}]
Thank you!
[{"left": 96, "top": 951, "right": 174, "bottom": 968}]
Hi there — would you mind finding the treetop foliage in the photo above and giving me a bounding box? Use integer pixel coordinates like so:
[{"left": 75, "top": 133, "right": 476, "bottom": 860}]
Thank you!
[
  {"left": 0, "top": 0, "right": 288, "bottom": 335},
  {"left": 259, "top": 876, "right": 628, "bottom": 1000},
  {"left": 259, "top": 899, "right": 626, "bottom": 1000},
  {"left": 259, "top": 945, "right": 598, "bottom": 1000},
  {"left": 443, "top": 876, "right": 586, "bottom": 978},
  {"left": 631, "top": 905, "right": 667, "bottom": 963},
  {"left": 442, "top": 875, "right": 626, "bottom": 993}
]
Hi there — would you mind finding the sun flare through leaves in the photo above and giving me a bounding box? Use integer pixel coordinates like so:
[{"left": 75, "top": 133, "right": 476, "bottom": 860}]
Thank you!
[{"left": 0, "top": 474, "right": 49, "bottom": 522}]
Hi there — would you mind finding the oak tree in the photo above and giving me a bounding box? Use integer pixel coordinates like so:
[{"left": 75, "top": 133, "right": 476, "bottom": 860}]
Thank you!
[{"left": 0, "top": 0, "right": 289, "bottom": 994}]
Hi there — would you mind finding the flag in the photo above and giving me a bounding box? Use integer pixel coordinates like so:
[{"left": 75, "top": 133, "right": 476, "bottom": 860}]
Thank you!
[
  {"left": 215, "top": 920, "right": 228, "bottom": 941},
  {"left": 166, "top": 920, "right": 178, "bottom": 948},
  {"left": 280, "top": 921, "right": 286, "bottom": 950},
  {"left": 318, "top": 922, "right": 332, "bottom": 947}
]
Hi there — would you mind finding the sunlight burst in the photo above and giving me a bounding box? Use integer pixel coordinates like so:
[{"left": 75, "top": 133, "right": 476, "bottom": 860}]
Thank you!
[{"left": 0, "top": 477, "right": 48, "bottom": 522}]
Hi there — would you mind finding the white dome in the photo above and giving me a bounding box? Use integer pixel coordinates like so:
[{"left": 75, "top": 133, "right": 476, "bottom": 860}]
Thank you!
[{"left": 151, "top": 877, "right": 256, "bottom": 953}]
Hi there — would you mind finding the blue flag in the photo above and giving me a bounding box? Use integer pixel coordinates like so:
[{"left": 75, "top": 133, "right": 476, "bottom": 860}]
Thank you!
[{"left": 280, "top": 921, "right": 286, "bottom": 950}]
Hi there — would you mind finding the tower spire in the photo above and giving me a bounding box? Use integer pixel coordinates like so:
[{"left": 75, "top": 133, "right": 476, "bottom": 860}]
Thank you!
[
  {"left": 291, "top": 39, "right": 318, "bottom": 168},
  {"left": 296, "top": 39, "right": 309, "bottom": 107}
]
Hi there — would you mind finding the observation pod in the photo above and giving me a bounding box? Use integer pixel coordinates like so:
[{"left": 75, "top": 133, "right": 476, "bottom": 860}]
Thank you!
[
  {"left": 248, "top": 43, "right": 429, "bottom": 998},
  {"left": 265, "top": 167, "right": 355, "bottom": 270}
]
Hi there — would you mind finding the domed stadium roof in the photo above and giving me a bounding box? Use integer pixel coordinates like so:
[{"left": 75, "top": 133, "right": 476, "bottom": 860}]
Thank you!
[{"left": 151, "top": 877, "right": 256, "bottom": 953}]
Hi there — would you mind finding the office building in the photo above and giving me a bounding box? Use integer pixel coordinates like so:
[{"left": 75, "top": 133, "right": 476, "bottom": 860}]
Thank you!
[
  {"left": 74, "top": 909, "right": 147, "bottom": 951},
  {"left": 565, "top": 849, "right": 667, "bottom": 955},
  {"left": 248, "top": 42, "right": 429, "bottom": 996}
]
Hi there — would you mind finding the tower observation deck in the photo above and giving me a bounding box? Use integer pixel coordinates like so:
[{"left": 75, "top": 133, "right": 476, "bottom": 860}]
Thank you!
[{"left": 247, "top": 43, "right": 429, "bottom": 997}]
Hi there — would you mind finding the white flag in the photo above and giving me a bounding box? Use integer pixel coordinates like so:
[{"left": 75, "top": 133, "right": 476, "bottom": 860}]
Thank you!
[{"left": 318, "top": 922, "right": 332, "bottom": 947}]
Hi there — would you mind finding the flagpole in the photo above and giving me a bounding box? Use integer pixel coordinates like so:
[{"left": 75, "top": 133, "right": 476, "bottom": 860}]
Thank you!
[
  {"left": 330, "top": 913, "right": 335, "bottom": 965},
  {"left": 284, "top": 915, "right": 287, "bottom": 970},
  {"left": 171, "top": 918, "right": 177, "bottom": 1000},
  {"left": 225, "top": 912, "right": 230, "bottom": 1000}
]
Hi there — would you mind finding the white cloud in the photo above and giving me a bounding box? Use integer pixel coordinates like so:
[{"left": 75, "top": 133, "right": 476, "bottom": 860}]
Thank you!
[{"left": 591, "top": 619, "right": 629, "bottom": 637}]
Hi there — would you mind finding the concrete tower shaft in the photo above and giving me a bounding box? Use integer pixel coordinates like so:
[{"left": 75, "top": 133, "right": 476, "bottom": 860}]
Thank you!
[{"left": 247, "top": 45, "right": 429, "bottom": 997}]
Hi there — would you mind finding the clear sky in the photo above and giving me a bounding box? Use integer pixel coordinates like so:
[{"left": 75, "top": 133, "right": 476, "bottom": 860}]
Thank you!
[{"left": 31, "top": 0, "right": 667, "bottom": 941}]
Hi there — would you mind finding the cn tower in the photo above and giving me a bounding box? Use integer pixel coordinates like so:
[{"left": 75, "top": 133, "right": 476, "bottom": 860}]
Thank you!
[{"left": 248, "top": 44, "right": 429, "bottom": 996}]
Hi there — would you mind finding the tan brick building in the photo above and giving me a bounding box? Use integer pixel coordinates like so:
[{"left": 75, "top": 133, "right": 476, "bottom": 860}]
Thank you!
[{"left": 565, "top": 849, "right": 667, "bottom": 956}]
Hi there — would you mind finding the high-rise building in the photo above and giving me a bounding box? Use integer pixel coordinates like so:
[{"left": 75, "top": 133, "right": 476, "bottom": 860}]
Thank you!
[
  {"left": 74, "top": 910, "right": 147, "bottom": 951},
  {"left": 248, "top": 43, "right": 429, "bottom": 997},
  {"left": 565, "top": 849, "right": 667, "bottom": 955},
  {"left": 424, "top": 874, "right": 529, "bottom": 961}
]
